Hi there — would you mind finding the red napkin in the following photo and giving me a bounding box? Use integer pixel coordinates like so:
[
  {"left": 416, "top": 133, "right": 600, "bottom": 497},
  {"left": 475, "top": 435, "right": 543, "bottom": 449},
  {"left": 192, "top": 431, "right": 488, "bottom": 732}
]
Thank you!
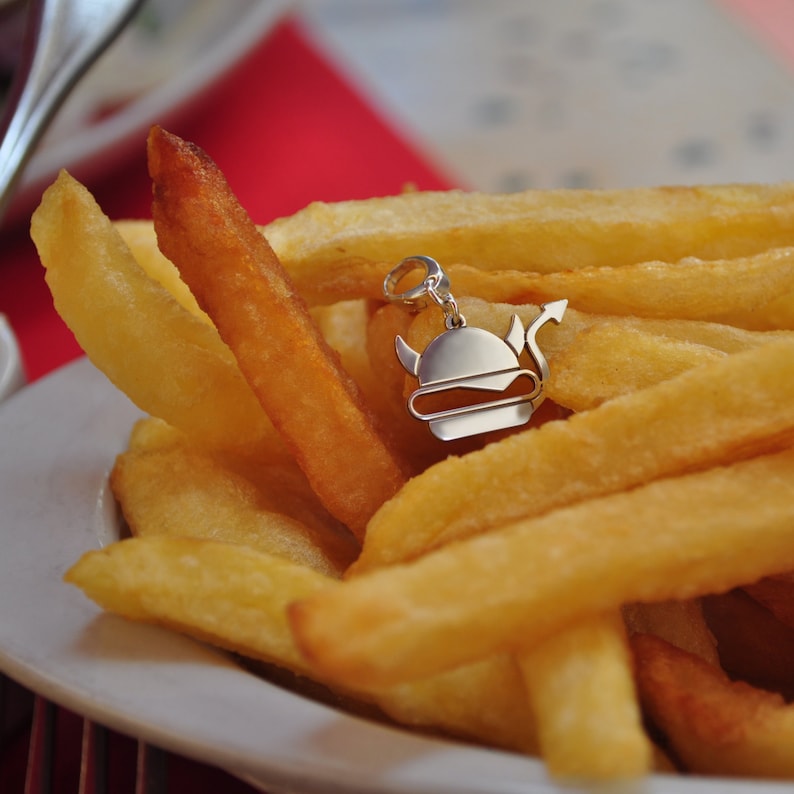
[{"left": 0, "top": 15, "right": 453, "bottom": 381}]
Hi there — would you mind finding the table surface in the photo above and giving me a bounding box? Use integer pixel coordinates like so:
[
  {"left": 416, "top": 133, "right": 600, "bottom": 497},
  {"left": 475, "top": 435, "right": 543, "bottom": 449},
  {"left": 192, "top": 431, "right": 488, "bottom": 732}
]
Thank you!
[{"left": 2, "top": 1, "right": 794, "bottom": 790}]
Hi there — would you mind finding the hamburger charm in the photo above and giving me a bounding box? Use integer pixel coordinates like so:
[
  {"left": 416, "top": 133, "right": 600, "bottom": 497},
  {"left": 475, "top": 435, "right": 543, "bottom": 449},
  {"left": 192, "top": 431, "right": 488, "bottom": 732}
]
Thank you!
[{"left": 384, "top": 256, "right": 567, "bottom": 441}]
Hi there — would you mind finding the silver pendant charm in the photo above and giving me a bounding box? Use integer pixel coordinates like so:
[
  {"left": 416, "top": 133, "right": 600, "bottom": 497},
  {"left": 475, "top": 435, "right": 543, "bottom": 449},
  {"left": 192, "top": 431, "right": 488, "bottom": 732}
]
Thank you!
[{"left": 383, "top": 256, "right": 567, "bottom": 441}]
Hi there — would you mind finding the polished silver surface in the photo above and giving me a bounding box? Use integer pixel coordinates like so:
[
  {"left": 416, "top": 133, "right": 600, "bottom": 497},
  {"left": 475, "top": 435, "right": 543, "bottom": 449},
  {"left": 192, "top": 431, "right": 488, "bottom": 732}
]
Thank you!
[
  {"left": 385, "top": 256, "right": 567, "bottom": 441},
  {"left": 0, "top": 0, "right": 144, "bottom": 221}
]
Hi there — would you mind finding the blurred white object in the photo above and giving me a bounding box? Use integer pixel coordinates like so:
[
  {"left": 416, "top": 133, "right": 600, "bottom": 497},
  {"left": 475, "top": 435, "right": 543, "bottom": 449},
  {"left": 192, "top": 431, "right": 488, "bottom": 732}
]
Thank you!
[
  {"left": 0, "top": 0, "right": 146, "bottom": 223},
  {"left": 0, "top": 314, "right": 25, "bottom": 401},
  {"left": 4, "top": 0, "right": 290, "bottom": 225}
]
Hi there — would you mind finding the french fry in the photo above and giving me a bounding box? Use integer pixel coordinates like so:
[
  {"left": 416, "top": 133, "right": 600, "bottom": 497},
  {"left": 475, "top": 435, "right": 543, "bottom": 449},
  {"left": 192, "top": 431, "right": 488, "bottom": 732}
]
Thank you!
[
  {"left": 376, "top": 654, "right": 539, "bottom": 755},
  {"left": 66, "top": 535, "right": 332, "bottom": 676},
  {"left": 111, "top": 425, "right": 358, "bottom": 577},
  {"left": 517, "top": 613, "right": 652, "bottom": 780},
  {"left": 402, "top": 296, "right": 794, "bottom": 412},
  {"left": 65, "top": 535, "right": 538, "bottom": 754},
  {"left": 30, "top": 172, "right": 281, "bottom": 456},
  {"left": 622, "top": 599, "right": 719, "bottom": 666},
  {"left": 311, "top": 300, "right": 454, "bottom": 475},
  {"left": 547, "top": 324, "right": 724, "bottom": 412},
  {"left": 262, "top": 183, "right": 794, "bottom": 305},
  {"left": 702, "top": 589, "right": 794, "bottom": 698},
  {"left": 147, "top": 126, "right": 407, "bottom": 539},
  {"left": 407, "top": 297, "right": 794, "bottom": 361},
  {"left": 742, "top": 571, "right": 794, "bottom": 630},
  {"left": 354, "top": 335, "right": 794, "bottom": 572},
  {"left": 443, "top": 248, "right": 794, "bottom": 330},
  {"left": 290, "top": 447, "right": 794, "bottom": 690},
  {"left": 114, "top": 219, "right": 208, "bottom": 321},
  {"left": 633, "top": 633, "right": 794, "bottom": 778}
]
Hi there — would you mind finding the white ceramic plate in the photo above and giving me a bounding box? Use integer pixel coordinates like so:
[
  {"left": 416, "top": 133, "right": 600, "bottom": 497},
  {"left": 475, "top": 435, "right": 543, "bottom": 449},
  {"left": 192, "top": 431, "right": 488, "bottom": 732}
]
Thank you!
[
  {"left": 0, "top": 357, "right": 790, "bottom": 794},
  {"left": 4, "top": 0, "right": 289, "bottom": 225}
]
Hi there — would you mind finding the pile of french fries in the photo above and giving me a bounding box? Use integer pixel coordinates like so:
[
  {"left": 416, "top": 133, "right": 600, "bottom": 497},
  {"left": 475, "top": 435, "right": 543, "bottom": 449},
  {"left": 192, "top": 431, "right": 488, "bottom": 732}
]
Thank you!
[{"left": 31, "top": 126, "right": 794, "bottom": 782}]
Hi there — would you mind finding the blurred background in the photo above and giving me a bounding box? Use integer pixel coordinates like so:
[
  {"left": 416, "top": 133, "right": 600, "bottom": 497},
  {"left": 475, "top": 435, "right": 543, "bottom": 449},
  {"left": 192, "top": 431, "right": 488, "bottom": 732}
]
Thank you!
[
  {"left": 298, "top": 0, "right": 794, "bottom": 191},
  {"left": 4, "top": 0, "right": 794, "bottom": 228}
]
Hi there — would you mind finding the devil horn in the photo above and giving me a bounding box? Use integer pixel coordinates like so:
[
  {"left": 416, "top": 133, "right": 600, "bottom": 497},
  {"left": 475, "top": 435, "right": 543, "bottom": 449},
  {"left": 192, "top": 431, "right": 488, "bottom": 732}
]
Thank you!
[{"left": 395, "top": 335, "right": 421, "bottom": 376}]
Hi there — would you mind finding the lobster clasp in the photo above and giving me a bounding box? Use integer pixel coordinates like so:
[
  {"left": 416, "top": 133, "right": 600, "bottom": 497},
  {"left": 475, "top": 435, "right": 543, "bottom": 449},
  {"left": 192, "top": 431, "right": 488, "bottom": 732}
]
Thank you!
[
  {"left": 384, "top": 256, "right": 464, "bottom": 329},
  {"left": 383, "top": 255, "right": 452, "bottom": 310}
]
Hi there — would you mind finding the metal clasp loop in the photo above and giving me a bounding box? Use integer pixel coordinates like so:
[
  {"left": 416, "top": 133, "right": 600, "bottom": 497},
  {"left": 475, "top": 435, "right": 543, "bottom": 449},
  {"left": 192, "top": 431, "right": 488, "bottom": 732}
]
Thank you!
[{"left": 383, "top": 255, "right": 465, "bottom": 329}]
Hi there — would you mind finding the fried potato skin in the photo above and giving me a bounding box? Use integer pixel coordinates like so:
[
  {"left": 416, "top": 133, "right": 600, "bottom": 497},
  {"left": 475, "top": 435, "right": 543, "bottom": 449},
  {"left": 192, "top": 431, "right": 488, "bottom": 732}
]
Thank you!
[
  {"left": 633, "top": 633, "right": 794, "bottom": 778},
  {"left": 147, "top": 126, "right": 407, "bottom": 538}
]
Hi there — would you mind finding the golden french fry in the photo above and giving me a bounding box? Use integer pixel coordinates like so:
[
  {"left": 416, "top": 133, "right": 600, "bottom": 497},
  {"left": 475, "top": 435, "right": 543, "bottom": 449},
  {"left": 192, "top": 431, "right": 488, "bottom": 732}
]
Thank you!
[
  {"left": 622, "top": 599, "right": 719, "bottom": 666},
  {"left": 354, "top": 336, "right": 794, "bottom": 572},
  {"left": 262, "top": 183, "right": 794, "bottom": 305},
  {"left": 408, "top": 297, "right": 794, "bottom": 362},
  {"left": 291, "top": 447, "right": 794, "bottom": 690},
  {"left": 377, "top": 654, "right": 539, "bottom": 755},
  {"left": 66, "top": 535, "right": 538, "bottom": 753},
  {"left": 633, "top": 633, "right": 794, "bottom": 778},
  {"left": 114, "top": 219, "right": 208, "bottom": 321},
  {"left": 444, "top": 247, "right": 794, "bottom": 330},
  {"left": 66, "top": 536, "right": 332, "bottom": 676},
  {"left": 517, "top": 613, "right": 652, "bottom": 780},
  {"left": 31, "top": 172, "right": 280, "bottom": 455},
  {"left": 147, "top": 126, "right": 407, "bottom": 539},
  {"left": 547, "top": 324, "right": 725, "bottom": 411},
  {"left": 111, "top": 428, "right": 358, "bottom": 577}
]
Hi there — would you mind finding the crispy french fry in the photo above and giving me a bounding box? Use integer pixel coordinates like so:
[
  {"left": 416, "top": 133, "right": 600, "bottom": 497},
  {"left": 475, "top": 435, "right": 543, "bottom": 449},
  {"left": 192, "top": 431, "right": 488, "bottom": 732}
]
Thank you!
[
  {"left": 66, "top": 536, "right": 332, "bottom": 676},
  {"left": 633, "top": 633, "right": 794, "bottom": 778},
  {"left": 111, "top": 427, "right": 358, "bottom": 577},
  {"left": 30, "top": 172, "right": 280, "bottom": 456},
  {"left": 408, "top": 297, "right": 794, "bottom": 361},
  {"left": 147, "top": 126, "right": 407, "bottom": 539},
  {"left": 354, "top": 336, "right": 794, "bottom": 572},
  {"left": 444, "top": 248, "right": 794, "bottom": 330},
  {"left": 517, "top": 613, "right": 652, "bottom": 780},
  {"left": 405, "top": 298, "right": 794, "bottom": 411},
  {"left": 114, "top": 219, "right": 207, "bottom": 321},
  {"left": 66, "top": 535, "right": 538, "bottom": 753},
  {"left": 262, "top": 184, "right": 794, "bottom": 305},
  {"left": 547, "top": 324, "right": 725, "bottom": 411},
  {"left": 311, "top": 301, "right": 451, "bottom": 475},
  {"left": 291, "top": 447, "right": 794, "bottom": 689},
  {"left": 377, "top": 654, "right": 539, "bottom": 755}
]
